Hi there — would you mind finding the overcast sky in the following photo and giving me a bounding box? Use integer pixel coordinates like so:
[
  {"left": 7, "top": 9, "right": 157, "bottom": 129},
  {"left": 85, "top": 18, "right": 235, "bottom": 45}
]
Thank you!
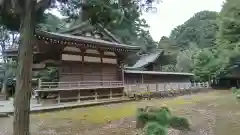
[{"left": 143, "top": 0, "right": 225, "bottom": 41}]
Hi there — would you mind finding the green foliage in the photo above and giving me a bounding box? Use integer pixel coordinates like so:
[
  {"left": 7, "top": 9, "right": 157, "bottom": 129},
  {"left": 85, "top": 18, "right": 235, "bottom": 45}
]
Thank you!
[
  {"left": 231, "top": 87, "right": 240, "bottom": 100},
  {"left": 163, "top": 3, "right": 240, "bottom": 80},
  {"left": 59, "top": 0, "right": 157, "bottom": 51},
  {"left": 154, "top": 108, "right": 171, "bottom": 127},
  {"left": 169, "top": 10, "right": 218, "bottom": 49},
  {"left": 231, "top": 87, "right": 237, "bottom": 94},
  {"left": 35, "top": 67, "right": 58, "bottom": 82},
  {"left": 214, "top": 0, "right": 240, "bottom": 77},
  {"left": 36, "top": 13, "right": 68, "bottom": 32},
  {"left": 145, "top": 122, "right": 167, "bottom": 135},
  {"left": 169, "top": 116, "right": 190, "bottom": 131},
  {"left": 217, "top": 0, "right": 240, "bottom": 45},
  {"left": 159, "top": 10, "right": 221, "bottom": 79},
  {"left": 158, "top": 36, "right": 179, "bottom": 67},
  {"left": 161, "top": 64, "right": 177, "bottom": 72},
  {"left": 137, "top": 106, "right": 190, "bottom": 135},
  {"left": 0, "top": 0, "right": 52, "bottom": 31},
  {"left": 176, "top": 43, "right": 199, "bottom": 73}
]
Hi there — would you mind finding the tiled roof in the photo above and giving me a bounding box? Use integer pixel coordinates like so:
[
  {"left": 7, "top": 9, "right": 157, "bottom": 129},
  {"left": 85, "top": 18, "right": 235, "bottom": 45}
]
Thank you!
[{"left": 127, "top": 51, "right": 163, "bottom": 69}]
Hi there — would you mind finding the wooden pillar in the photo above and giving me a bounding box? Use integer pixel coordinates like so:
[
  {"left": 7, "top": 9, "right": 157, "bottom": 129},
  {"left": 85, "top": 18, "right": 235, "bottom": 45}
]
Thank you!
[
  {"left": 78, "top": 90, "right": 81, "bottom": 102},
  {"left": 100, "top": 50, "right": 103, "bottom": 85},
  {"left": 141, "top": 74, "right": 144, "bottom": 84},
  {"left": 110, "top": 88, "right": 112, "bottom": 99},
  {"left": 81, "top": 49, "right": 85, "bottom": 81},
  {"left": 38, "top": 78, "right": 42, "bottom": 89},
  {"left": 57, "top": 92, "right": 60, "bottom": 104},
  {"left": 37, "top": 79, "right": 42, "bottom": 104},
  {"left": 95, "top": 89, "right": 98, "bottom": 101},
  {"left": 147, "top": 84, "right": 150, "bottom": 92},
  {"left": 122, "top": 88, "right": 125, "bottom": 99},
  {"left": 120, "top": 60, "right": 125, "bottom": 84}
]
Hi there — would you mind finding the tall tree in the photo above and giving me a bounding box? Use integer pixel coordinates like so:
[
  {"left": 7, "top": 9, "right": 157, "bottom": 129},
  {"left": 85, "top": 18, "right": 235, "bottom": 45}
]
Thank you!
[
  {"left": 59, "top": 0, "right": 157, "bottom": 51},
  {"left": 0, "top": 0, "right": 157, "bottom": 134},
  {"left": 214, "top": 0, "right": 240, "bottom": 77},
  {"left": 37, "top": 13, "right": 68, "bottom": 32},
  {"left": 169, "top": 10, "right": 219, "bottom": 49},
  {"left": 176, "top": 43, "right": 198, "bottom": 72},
  {"left": 0, "top": 25, "right": 10, "bottom": 94},
  {"left": 0, "top": 26, "right": 18, "bottom": 94},
  {"left": 0, "top": 0, "right": 66, "bottom": 134}
]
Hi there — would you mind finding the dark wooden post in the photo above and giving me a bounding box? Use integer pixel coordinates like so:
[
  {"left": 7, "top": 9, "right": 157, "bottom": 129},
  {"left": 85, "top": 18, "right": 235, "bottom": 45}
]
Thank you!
[
  {"left": 100, "top": 50, "right": 103, "bottom": 86},
  {"left": 13, "top": 0, "right": 36, "bottom": 135}
]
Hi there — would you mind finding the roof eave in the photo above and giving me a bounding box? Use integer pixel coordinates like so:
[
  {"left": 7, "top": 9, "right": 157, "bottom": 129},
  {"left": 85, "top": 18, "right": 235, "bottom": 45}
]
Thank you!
[
  {"left": 124, "top": 70, "right": 195, "bottom": 76},
  {"left": 36, "top": 30, "right": 141, "bottom": 50}
]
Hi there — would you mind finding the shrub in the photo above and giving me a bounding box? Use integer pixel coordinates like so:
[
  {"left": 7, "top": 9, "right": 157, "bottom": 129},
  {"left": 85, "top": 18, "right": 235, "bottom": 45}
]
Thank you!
[
  {"left": 145, "top": 106, "right": 171, "bottom": 115},
  {"left": 231, "top": 87, "right": 240, "bottom": 100},
  {"left": 145, "top": 122, "right": 167, "bottom": 135},
  {"left": 231, "top": 87, "right": 237, "bottom": 94},
  {"left": 169, "top": 116, "right": 190, "bottom": 131},
  {"left": 136, "top": 106, "right": 190, "bottom": 135},
  {"left": 137, "top": 110, "right": 157, "bottom": 128},
  {"left": 235, "top": 90, "right": 240, "bottom": 99},
  {"left": 154, "top": 108, "right": 171, "bottom": 127}
]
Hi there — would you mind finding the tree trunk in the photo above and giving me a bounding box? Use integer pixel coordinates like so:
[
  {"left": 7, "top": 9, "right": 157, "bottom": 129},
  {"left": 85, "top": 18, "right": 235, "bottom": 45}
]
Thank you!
[
  {"left": 1, "top": 40, "right": 7, "bottom": 95},
  {"left": 1, "top": 60, "right": 7, "bottom": 95},
  {"left": 1, "top": 77, "right": 7, "bottom": 94},
  {"left": 13, "top": 0, "right": 36, "bottom": 135}
]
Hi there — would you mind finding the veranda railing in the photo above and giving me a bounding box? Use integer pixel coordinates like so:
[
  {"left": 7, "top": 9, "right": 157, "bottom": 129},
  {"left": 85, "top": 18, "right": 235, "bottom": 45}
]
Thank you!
[
  {"left": 125, "top": 82, "right": 210, "bottom": 93},
  {"left": 37, "top": 80, "right": 124, "bottom": 91}
]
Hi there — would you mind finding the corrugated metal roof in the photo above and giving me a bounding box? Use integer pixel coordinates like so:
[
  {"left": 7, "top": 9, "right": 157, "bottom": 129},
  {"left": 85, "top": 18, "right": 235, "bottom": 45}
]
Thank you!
[
  {"left": 130, "top": 51, "right": 163, "bottom": 68},
  {"left": 124, "top": 70, "right": 194, "bottom": 76}
]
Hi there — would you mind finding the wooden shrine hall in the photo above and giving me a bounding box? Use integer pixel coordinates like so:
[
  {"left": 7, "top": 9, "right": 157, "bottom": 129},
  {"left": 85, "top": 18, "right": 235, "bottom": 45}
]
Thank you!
[{"left": 3, "top": 21, "right": 140, "bottom": 104}]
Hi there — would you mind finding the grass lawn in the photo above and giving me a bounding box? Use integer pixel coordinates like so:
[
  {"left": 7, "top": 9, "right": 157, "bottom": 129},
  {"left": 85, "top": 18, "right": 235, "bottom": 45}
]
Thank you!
[{"left": 1, "top": 90, "right": 240, "bottom": 135}]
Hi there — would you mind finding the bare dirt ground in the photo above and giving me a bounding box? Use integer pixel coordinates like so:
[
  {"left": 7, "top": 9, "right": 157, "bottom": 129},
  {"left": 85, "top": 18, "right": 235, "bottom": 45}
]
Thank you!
[{"left": 1, "top": 90, "right": 240, "bottom": 135}]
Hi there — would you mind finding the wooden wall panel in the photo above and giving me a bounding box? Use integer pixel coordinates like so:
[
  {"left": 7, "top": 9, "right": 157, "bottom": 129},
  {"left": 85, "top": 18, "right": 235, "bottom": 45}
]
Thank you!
[
  {"left": 83, "top": 63, "right": 101, "bottom": 81},
  {"left": 124, "top": 73, "right": 192, "bottom": 85},
  {"left": 102, "top": 64, "right": 118, "bottom": 81},
  {"left": 62, "top": 54, "right": 82, "bottom": 61},
  {"left": 59, "top": 62, "right": 83, "bottom": 82},
  {"left": 84, "top": 56, "right": 101, "bottom": 63},
  {"left": 102, "top": 58, "right": 117, "bottom": 64}
]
